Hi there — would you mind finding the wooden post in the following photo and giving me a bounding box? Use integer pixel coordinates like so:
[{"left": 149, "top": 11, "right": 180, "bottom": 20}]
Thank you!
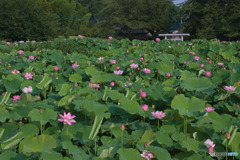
[{"left": 181, "top": 36, "right": 183, "bottom": 41}]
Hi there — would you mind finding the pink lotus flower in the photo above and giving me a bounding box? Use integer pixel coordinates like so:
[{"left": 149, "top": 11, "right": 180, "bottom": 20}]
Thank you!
[
  {"left": 186, "top": 61, "right": 190, "bottom": 65},
  {"left": 189, "top": 43, "right": 193, "bottom": 45},
  {"left": 217, "top": 63, "right": 224, "bottom": 66},
  {"left": 168, "top": 46, "right": 172, "bottom": 48},
  {"left": 209, "top": 61, "right": 212, "bottom": 64},
  {"left": 78, "top": 35, "right": 83, "bottom": 39},
  {"left": 98, "top": 57, "right": 104, "bottom": 61},
  {"left": 18, "top": 50, "right": 24, "bottom": 55},
  {"left": 14, "top": 42, "right": 17, "bottom": 45},
  {"left": 72, "top": 63, "right": 79, "bottom": 69},
  {"left": 206, "top": 57, "right": 210, "bottom": 61},
  {"left": 54, "top": 66, "right": 59, "bottom": 71},
  {"left": 141, "top": 150, "right": 153, "bottom": 160},
  {"left": 140, "top": 92, "right": 146, "bottom": 98},
  {"left": 22, "top": 86, "right": 33, "bottom": 93},
  {"left": 108, "top": 36, "right": 113, "bottom": 40},
  {"left": 13, "top": 95, "right": 20, "bottom": 102},
  {"left": 151, "top": 111, "right": 166, "bottom": 119},
  {"left": 6, "top": 42, "right": 10, "bottom": 45},
  {"left": 140, "top": 57, "right": 144, "bottom": 61},
  {"left": 110, "top": 60, "right": 117, "bottom": 64},
  {"left": 166, "top": 72, "right": 171, "bottom": 77},
  {"left": 205, "top": 71, "right": 211, "bottom": 77},
  {"left": 189, "top": 51, "right": 195, "bottom": 55},
  {"left": 32, "top": 40, "right": 36, "bottom": 43},
  {"left": 204, "top": 139, "right": 215, "bottom": 148},
  {"left": 110, "top": 82, "right": 115, "bottom": 86},
  {"left": 205, "top": 106, "right": 215, "bottom": 112},
  {"left": 11, "top": 70, "right": 20, "bottom": 74},
  {"left": 208, "top": 145, "right": 214, "bottom": 154},
  {"left": 142, "top": 104, "right": 148, "bottom": 112},
  {"left": 143, "top": 68, "right": 151, "bottom": 73},
  {"left": 28, "top": 56, "right": 34, "bottom": 60},
  {"left": 58, "top": 112, "right": 76, "bottom": 125},
  {"left": 19, "top": 41, "right": 24, "bottom": 43},
  {"left": 114, "top": 70, "right": 123, "bottom": 75},
  {"left": 116, "top": 66, "right": 120, "bottom": 70},
  {"left": 123, "top": 82, "right": 132, "bottom": 87},
  {"left": 216, "top": 40, "right": 220, "bottom": 42},
  {"left": 194, "top": 56, "right": 200, "bottom": 61},
  {"left": 130, "top": 60, "right": 134, "bottom": 62},
  {"left": 178, "top": 43, "right": 180, "bottom": 45},
  {"left": 132, "top": 43, "right": 135, "bottom": 46},
  {"left": 204, "top": 139, "right": 215, "bottom": 154},
  {"left": 126, "top": 50, "right": 129, "bottom": 53},
  {"left": 24, "top": 72, "right": 33, "bottom": 79},
  {"left": 155, "top": 38, "right": 160, "bottom": 42},
  {"left": 224, "top": 86, "right": 236, "bottom": 92},
  {"left": 200, "top": 64, "right": 204, "bottom": 68},
  {"left": 89, "top": 83, "right": 100, "bottom": 88},
  {"left": 130, "top": 64, "right": 138, "bottom": 69}
]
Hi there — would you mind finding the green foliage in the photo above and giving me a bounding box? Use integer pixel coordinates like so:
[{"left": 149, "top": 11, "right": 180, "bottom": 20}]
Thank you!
[
  {"left": 0, "top": 0, "right": 58, "bottom": 41},
  {"left": 0, "top": 38, "right": 239, "bottom": 159},
  {"left": 181, "top": 0, "right": 240, "bottom": 40}
]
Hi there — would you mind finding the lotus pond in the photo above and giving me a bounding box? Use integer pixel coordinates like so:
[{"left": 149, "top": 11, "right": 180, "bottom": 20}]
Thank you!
[{"left": 0, "top": 38, "right": 239, "bottom": 160}]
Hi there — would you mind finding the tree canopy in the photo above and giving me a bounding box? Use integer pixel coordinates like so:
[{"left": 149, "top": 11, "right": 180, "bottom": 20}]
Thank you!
[{"left": 0, "top": 0, "right": 239, "bottom": 41}]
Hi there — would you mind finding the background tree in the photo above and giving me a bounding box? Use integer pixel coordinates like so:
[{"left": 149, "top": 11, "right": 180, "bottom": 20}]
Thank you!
[
  {"left": 0, "top": 0, "right": 58, "bottom": 41},
  {"left": 180, "top": 0, "right": 240, "bottom": 41},
  {"left": 97, "top": 0, "right": 179, "bottom": 39}
]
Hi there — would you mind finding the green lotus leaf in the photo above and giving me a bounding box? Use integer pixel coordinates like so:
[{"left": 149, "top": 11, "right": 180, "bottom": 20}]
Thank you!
[
  {"left": 19, "top": 124, "right": 39, "bottom": 138},
  {"left": 148, "top": 146, "right": 172, "bottom": 160},
  {"left": 180, "top": 70, "right": 196, "bottom": 81},
  {"left": 0, "top": 150, "right": 17, "bottom": 160},
  {"left": 229, "top": 132, "right": 240, "bottom": 154},
  {"left": 21, "top": 134, "right": 57, "bottom": 153},
  {"left": 40, "top": 150, "right": 64, "bottom": 160},
  {"left": 156, "top": 131, "right": 173, "bottom": 147},
  {"left": 180, "top": 77, "right": 212, "bottom": 91},
  {"left": 0, "top": 107, "right": 9, "bottom": 122},
  {"left": 171, "top": 94, "right": 205, "bottom": 117},
  {"left": 36, "top": 75, "right": 52, "bottom": 89},
  {"left": 28, "top": 108, "right": 57, "bottom": 125},
  {"left": 119, "top": 97, "right": 142, "bottom": 115},
  {"left": 106, "top": 90, "right": 125, "bottom": 101},
  {"left": 156, "top": 63, "right": 173, "bottom": 75},
  {"left": 69, "top": 74, "right": 82, "bottom": 83},
  {"left": 62, "top": 141, "right": 89, "bottom": 160},
  {"left": 211, "top": 70, "right": 230, "bottom": 86},
  {"left": 117, "top": 148, "right": 142, "bottom": 160},
  {"left": 139, "top": 130, "right": 156, "bottom": 145},
  {"left": 76, "top": 99, "right": 109, "bottom": 118},
  {"left": 58, "top": 83, "right": 72, "bottom": 96},
  {"left": 58, "top": 95, "right": 75, "bottom": 107}
]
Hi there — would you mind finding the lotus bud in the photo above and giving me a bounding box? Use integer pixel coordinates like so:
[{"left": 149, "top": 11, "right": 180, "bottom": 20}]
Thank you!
[
  {"left": 226, "top": 132, "right": 230, "bottom": 139},
  {"left": 140, "top": 92, "right": 146, "bottom": 98},
  {"left": 152, "top": 105, "right": 155, "bottom": 109},
  {"left": 144, "top": 142, "right": 148, "bottom": 148},
  {"left": 120, "top": 124, "right": 125, "bottom": 131},
  {"left": 110, "top": 82, "right": 114, "bottom": 86}
]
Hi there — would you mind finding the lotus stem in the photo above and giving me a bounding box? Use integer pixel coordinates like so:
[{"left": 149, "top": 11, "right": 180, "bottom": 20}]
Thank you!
[
  {"left": 158, "top": 119, "right": 160, "bottom": 131},
  {"left": 95, "top": 136, "right": 97, "bottom": 154},
  {"left": 226, "top": 139, "right": 228, "bottom": 160},
  {"left": 121, "top": 131, "right": 123, "bottom": 148},
  {"left": 144, "top": 112, "right": 145, "bottom": 122}
]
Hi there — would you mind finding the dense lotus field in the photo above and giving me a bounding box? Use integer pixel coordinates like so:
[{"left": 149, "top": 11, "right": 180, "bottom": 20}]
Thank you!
[{"left": 0, "top": 37, "right": 240, "bottom": 160}]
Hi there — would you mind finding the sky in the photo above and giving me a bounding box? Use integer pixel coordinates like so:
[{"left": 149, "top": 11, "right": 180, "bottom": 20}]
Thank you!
[{"left": 173, "top": 0, "right": 186, "bottom": 5}]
